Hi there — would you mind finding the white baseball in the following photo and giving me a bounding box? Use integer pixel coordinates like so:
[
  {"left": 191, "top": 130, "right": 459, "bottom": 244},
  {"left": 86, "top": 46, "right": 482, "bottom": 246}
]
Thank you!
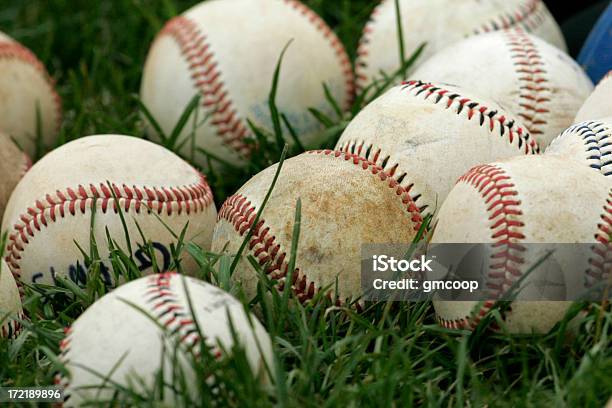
[
  {"left": 431, "top": 155, "right": 611, "bottom": 333},
  {"left": 412, "top": 29, "right": 593, "bottom": 148},
  {"left": 56, "top": 272, "right": 273, "bottom": 406},
  {"left": 1, "top": 135, "right": 217, "bottom": 287},
  {"left": 140, "top": 0, "right": 354, "bottom": 168},
  {"left": 0, "top": 259, "right": 23, "bottom": 339},
  {"left": 212, "top": 150, "right": 423, "bottom": 302},
  {"left": 546, "top": 118, "right": 612, "bottom": 177},
  {"left": 575, "top": 71, "right": 612, "bottom": 123},
  {"left": 335, "top": 80, "right": 540, "bottom": 214},
  {"left": 0, "top": 132, "right": 30, "bottom": 218},
  {"left": 0, "top": 31, "right": 61, "bottom": 157},
  {"left": 356, "top": 0, "right": 565, "bottom": 90}
]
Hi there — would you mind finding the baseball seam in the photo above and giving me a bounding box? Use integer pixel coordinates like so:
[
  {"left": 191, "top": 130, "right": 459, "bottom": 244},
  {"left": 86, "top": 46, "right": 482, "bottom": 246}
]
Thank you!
[
  {"left": 5, "top": 173, "right": 214, "bottom": 280},
  {"left": 338, "top": 80, "right": 540, "bottom": 213},
  {"left": 145, "top": 272, "right": 222, "bottom": 357},
  {"left": 159, "top": 2, "right": 354, "bottom": 156},
  {"left": 1, "top": 311, "right": 25, "bottom": 339},
  {"left": 159, "top": 16, "right": 252, "bottom": 155},
  {"left": 436, "top": 164, "right": 526, "bottom": 330},
  {"left": 55, "top": 326, "right": 73, "bottom": 403},
  {"left": 283, "top": 0, "right": 355, "bottom": 110},
  {"left": 473, "top": 0, "right": 544, "bottom": 35},
  {"left": 218, "top": 193, "right": 317, "bottom": 302},
  {"left": 0, "top": 41, "right": 62, "bottom": 135},
  {"left": 354, "top": 0, "right": 382, "bottom": 91},
  {"left": 355, "top": 0, "right": 548, "bottom": 92},
  {"left": 556, "top": 121, "right": 611, "bottom": 177},
  {"left": 589, "top": 190, "right": 611, "bottom": 290},
  {"left": 55, "top": 273, "right": 223, "bottom": 404},
  {"left": 217, "top": 149, "right": 424, "bottom": 303},
  {"left": 335, "top": 140, "right": 429, "bottom": 213},
  {"left": 403, "top": 80, "right": 540, "bottom": 153},
  {"left": 504, "top": 29, "right": 551, "bottom": 138},
  {"left": 20, "top": 152, "right": 32, "bottom": 178}
]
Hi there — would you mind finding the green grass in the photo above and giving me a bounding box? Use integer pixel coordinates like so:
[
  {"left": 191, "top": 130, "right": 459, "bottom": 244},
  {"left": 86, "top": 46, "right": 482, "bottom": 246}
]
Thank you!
[{"left": 0, "top": 1, "right": 611, "bottom": 407}]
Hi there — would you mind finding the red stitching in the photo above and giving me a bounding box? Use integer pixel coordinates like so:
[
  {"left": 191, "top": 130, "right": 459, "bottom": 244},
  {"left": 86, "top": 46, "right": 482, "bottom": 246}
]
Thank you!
[
  {"left": 217, "top": 193, "right": 315, "bottom": 302},
  {"left": 55, "top": 273, "right": 224, "bottom": 405},
  {"left": 473, "top": 0, "right": 544, "bottom": 35},
  {"left": 436, "top": 164, "right": 526, "bottom": 330},
  {"left": 338, "top": 81, "right": 540, "bottom": 213},
  {"left": 158, "top": 3, "right": 354, "bottom": 155},
  {"left": 158, "top": 17, "right": 251, "bottom": 155},
  {"left": 5, "top": 174, "right": 214, "bottom": 279},
  {"left": 19, "top": 152, "right": 32, "bottom": 178},
  {"left": 283, "top": 0, "right": 355, "bottom": 110},
  {"left": 402, "top": 80, "right": 540, "bottom": 154},
  {"left": 0, "top": 41, "right": 62, "bottom": 135},
  {"left": 354, "top": 1, "right": 383, "bottom": 92},
  {"left": 144, "top": 272, "right": 220, "bottom": 356},
  {"left": 504, "top": 29, "right": 550, "bottom": 138},
  {"left": 1, "top": 311, "right": 25, "bottom": 339},
  {"left": 54, "top": 326, "right": 72, "bottom": 404},
  {"left": 334, "top": 140, "right": 428, "bottom": 213},
  {"left": 218, "top": 149, "right": 424, "bottom": 302},
  {"left": 355, "top": 0, "right": 548, "bottom": 92},
  {"left": 588, "top": 191, "right": 612, "bottom": 290}
]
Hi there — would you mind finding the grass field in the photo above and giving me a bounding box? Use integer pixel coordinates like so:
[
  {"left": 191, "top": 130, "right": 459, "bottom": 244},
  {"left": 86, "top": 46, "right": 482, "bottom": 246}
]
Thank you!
[{"left": 1, "top": 1, "right": 611, "bottom": 406}]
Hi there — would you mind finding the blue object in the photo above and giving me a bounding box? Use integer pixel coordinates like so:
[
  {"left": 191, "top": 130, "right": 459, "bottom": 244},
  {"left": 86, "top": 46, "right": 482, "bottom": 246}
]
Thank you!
[{"left": 578, "top": 1, "right": 612, "bottom": 84}]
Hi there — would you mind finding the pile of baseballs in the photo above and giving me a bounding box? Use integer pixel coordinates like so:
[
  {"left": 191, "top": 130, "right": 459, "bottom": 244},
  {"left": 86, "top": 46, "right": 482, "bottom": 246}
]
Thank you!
[{"left": 1, "top": 0, "right": 610, "bottom": 404}]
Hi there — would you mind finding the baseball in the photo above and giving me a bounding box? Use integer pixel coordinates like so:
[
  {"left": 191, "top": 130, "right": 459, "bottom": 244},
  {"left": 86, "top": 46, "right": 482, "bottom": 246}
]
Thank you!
[
  {"left": 0, "top": 31, "right": 61, "bottom": 157},
  {"left": 0, "top": 132, "right": 30, "bottom": 218},
  {"left": 431, "top": 155, "right": 611, "bottom": 333},
  {"left": 356, "top": 0, "right": 565, "bottom": 90},
  {"left": 412, "top": 29, "right": 593, "bottom": 148},
  {"left": 212, "top": 150, "right": 424, "bottom": 302},
  {"left": 1, "top": 135, "right": 217, "bottom": 288},
  {"left": 575, "top": 71, "right": 612, "bottom": 123},
  {"left": 140, "top": 0, "right": 354, "bottom": 169},
  {"left": 546, "top": 118, "right": 611, "bottom": 177},
  {"left": 0, "top": 259, "right": 23, "bottom": 339},
  {"left": 335, "top": 80, "right": 539, "bottom": 214},
  {"left": 56, "top": 272, "right": 273, "bottom": 406}
]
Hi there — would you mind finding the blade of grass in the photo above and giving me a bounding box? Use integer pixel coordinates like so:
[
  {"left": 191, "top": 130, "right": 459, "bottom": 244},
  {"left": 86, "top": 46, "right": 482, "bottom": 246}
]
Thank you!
[
  {"left": 134, "top": 94, "right": 167, "bottom": 142},
  {"left": 167, "top": 94, "right": 201, "bottom": 150},
  {"left": 268, "top": 40, "right": 293, "bottom": 151},
  {"left": 280, "top": 113, "right": 304, "bottom": 153},
  {"left": 280, "top": 198, "right": 301, "bottom": 313},
  {"left": 394, "top": 0, "right": 406, "bottom": 79}
]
